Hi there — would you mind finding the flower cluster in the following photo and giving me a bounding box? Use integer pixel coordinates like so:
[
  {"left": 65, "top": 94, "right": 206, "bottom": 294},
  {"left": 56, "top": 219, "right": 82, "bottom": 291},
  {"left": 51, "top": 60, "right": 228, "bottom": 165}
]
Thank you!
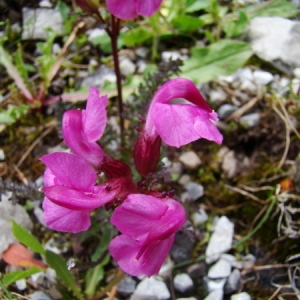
[{"left": 40, "top": 78, "right": 222, "bottom": 276}]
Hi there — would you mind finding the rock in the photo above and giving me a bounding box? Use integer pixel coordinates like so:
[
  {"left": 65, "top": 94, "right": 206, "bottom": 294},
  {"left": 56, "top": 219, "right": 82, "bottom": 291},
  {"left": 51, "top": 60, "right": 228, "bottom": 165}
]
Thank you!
[
  {"left": 225, "top": 269, "right": 241, "bottom": 294},
  {"left": 205, "top": 216, "right": 234, "bottom": 264},
  {"left": 161, "top": 51, "right": 188, "bottom": 62},
  {"left": 120, "top": 57, "right": 136, "bottom": 75},
  {"left": 136, "top": 47, "right": 149, "bottom": 58},
  {"left": 81, "top": 65, "right": 116, "bottom": 88},
  {"left": 137, "top": 60, "right": 147, "bottom": 73},
  {"left": 204, "top": 289, "right": 223, "bottom": 300},
  {"left": 239, "top": 113, "right": 260, "bottom": 128},
  {"left": 22, "top": 7, "right": 63, "bottom": 40},
  {"left": 87, "top": 28, "right": 106, "bottom": 41},
  {"left": 208, "top": 257, "right": 232, "bottom": 279},
  {"left": 192, "top": 207, "right": 208, "bottom": 224},
  {"left": 247, "top": 17, "right": 300, "bottom": 68},
  {"left": 117, "top": 276, "right": 136, "bottom": 297},
  {"left": 187, "top": 262, "right": 207, "bottom": 279},
  {"left": 203, "top": 276, "right": 227, "bottom": 292},
  {"left": 0, "top": 194, "right": 33, "bottom": 258},
  {"left": 184, "top": 182, "right": 204, "bottom": 201},
  {"left": 177, "top": 298, "right": 197, "bottom": 300},
  {"left": 253, "top": 70, "right": 274, "bottom": 86},
  {"left": 29, "top": 291, "right": 52, "bottom": 300},
  {"left": 217, "top": 104, "right": 238, "bottom": 120},
  {"left": 231, "top": 292, "right": 252, "bottom": 300},
  {"left": 131, "top": 277, "right": 170, "bottom": 300},
  {"left": 158, "top": 257, "right": 174, "bottom": 278},
  {"left": 173, "top": 273, "right": 194, "bottom": 293},
  {"left": 218, "top": 147, "right": 238, "bottom": 179},
  {"left": 179, "top": 151, "right": 202, "bottom": 169},
  {"left": 209, "top": 88, "right": 227, "bottom": 104},
  {"left": 291, "top": 78, "right": 300, "bottom": 94},
  {"left": 0, "top": 149, "right": 5, "bottom": 160},
  {"left": 39, "top": 0, "right": 52, "bottom": 8},
  {"left": 178, "top": 174, "right": 191, "bottom": 186},
  {"left": 294, "top": 68, "right": 300, "bottom": 79},
  {"left": 15, "top": 279, "right": 26, "bottom": 290}
]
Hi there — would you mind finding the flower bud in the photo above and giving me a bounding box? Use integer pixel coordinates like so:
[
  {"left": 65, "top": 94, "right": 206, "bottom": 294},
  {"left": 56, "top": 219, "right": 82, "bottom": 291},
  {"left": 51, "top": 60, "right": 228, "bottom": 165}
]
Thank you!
[{"left": 100, "top": 156, "right": 132, "bottom": 179}]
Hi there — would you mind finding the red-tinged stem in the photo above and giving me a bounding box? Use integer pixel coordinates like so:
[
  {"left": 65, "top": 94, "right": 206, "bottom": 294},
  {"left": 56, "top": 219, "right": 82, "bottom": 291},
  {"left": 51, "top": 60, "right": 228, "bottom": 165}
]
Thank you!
[{"left": 110, "top": 15, "right": 124, "bottom": 144}]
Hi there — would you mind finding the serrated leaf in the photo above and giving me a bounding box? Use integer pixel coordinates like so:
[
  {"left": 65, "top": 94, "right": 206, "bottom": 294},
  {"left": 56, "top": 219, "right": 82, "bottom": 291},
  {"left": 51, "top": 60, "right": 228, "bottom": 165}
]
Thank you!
[
  {"left": 181, "top": 40, "right": 253, "bottom": 83},
  {"left": 45, "top": 250, "right": 84, "bottom": 300},
  {"left": 2, "top": 266, "right": 42, "bottom": 285},
  {"left": 12, "top": 220, "right": 45, "bottom": 255}
]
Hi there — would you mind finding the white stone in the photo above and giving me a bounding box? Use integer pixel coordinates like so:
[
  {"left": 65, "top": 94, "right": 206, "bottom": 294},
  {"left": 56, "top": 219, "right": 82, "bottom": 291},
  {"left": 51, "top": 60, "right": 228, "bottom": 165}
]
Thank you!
[
  {"left": 22, "top": 8, "right": 63, "bottom": 40},
  {"left": 192, "top": 208, "right": 208, "bottom": 224},
  {"left": 0, "top": 149, "right": 5, "bottom": 160},
  {"left": 16, "top": 279, "right": 27, "bottom": 290},
  {"left": 204, "top": 276, "right": 227, "bottom": 292},
  {"left": 225, "top": 269, "right": 241, "bottom": 294},
  {"left": 293, "top": 68, "right": 300, "bottom": 79},
  {"left": 136, "top": 59, "right": 147, "bottom": 73},
  {"left": 136, "top": 47, "right": 149, "bottom": 58},
  {"left": 218, "top": 147, "right": 238, "bottom": 179},
  {"left": 239, "top": 80, "right": 257, "bottom": 93},
  {"left": 29, "top": 291, "right": 52, "bottom": 300},
  {"left": 208, "top": 258, "right": 232, "bottom": 279},
  {"left": 178, "top": 174, "right": 191, "bottom": 186},
  {"left": 131, "top": 277, "right": 170, "bottom": 300},
  {"left": 210, "top": 88, "right": 227, "bottom": 104},
  {"left": 184, "top": 182, "right": 204, "bottom": 201},
  {"left": 177, "top": 298, "right": 197, "bottom": 300},
  {"left": 231, "top": 292, "right": 252, "bottom": 300},
  {"left": 179, "top": 151, "right": 201, "bottom": 169},
  {"left": 234, "top": 68, "right": 254, "bottom": 82},
  {"left": 204, "top": 289, "right": 224, "bottom": 300},
  {"left": 39, "top": 0, "right": 52, "bottom": 7},
  {"left": 239, "top": 113, "right": 260, "bottom": 128},
  {"left": 120, "top": 57, "right": 136, "bottom": 75},
  {"left": 217, "top": 104, "right": 238, "bottom": 120},
  {"left": 291, "top": 78, "right": 300, "bottom": 94},
  {"left": 162, "top": 51, "right": 188, "bottom": 62},
  {"left": 87, "top": 28, "right": 106, "bottom": 41},
  {"left": 0, "top": 196, "right": 33, "bottom": 258},
  {"left": 205, "top": 216, "right": 234, "bottom": 264},
  {"left": 174, "top": 273, "right": 194, "bottom": 293},
  {"left": 247, "top": 17, "right": 300, "bottom": 67},
  {"left": 253, "top": 70, "right": 274, "bottom": 86}
]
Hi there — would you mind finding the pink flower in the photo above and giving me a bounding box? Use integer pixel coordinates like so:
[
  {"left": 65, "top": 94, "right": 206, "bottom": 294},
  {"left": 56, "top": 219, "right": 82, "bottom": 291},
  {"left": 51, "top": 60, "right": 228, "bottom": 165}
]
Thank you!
[
  {"left": 63, "top": 87, "right": 108, "bottom": 167},
  {"left": 105, "top": 0, "right": 162, "bottom": 20},
  {"left": 109, "top": 194, "right": 186, "bottom": 276},
  {"left": 134, "top": 78, "right": 223, "bottom": 175},
  {"left": 41, "top": 152, "right": 135, "bottom": 233}
]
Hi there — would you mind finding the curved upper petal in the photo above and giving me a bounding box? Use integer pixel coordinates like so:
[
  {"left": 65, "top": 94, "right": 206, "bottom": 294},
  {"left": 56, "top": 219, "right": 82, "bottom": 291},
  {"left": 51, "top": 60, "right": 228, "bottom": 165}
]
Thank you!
[
  {"left": 110, "top": 194, "right": 168, "bottom": 238},
  {"left": 43, "top": 197, "right": 92, "bottom": 233},
  {"left": 63, "top": 110, "right": 106, "bottom": 166},
  {"left": 42, "top": 184, "right": 116, "bottom": 210},
  {"left": 136, "top": 0, "right": 162, "bottom": 17},
  {"left": 82, "top": 87, "right": 108, "bottom": 143},
  {"left": 151, "top": 103, "right": 223, "bottom": 147},
  {"left": 105, "top": 0, "right": 137, "bottom": 20},
  {"left": 40, "top": 152, "right": 96, "bottom": 191}
]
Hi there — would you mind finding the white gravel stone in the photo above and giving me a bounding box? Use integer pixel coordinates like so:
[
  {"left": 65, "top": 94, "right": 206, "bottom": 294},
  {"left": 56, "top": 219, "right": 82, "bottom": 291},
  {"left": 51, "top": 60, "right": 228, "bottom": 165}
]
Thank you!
[
  {"left": 120, "top": 57, "right": 136, "bottom": 75},
  {"left": 225, "top": 269, "right": 241, "bottom": 294},
  {"left": 131, "top": 277, "right": 170, "bottom": 300},
  {"left": 162, "top": 51, "right": 188, "bottom": 62},
  {"left": 210, "top": 88, "right": 227, "bottom": 104},
  {"left": 179, "top": 151, "right": 201, "bottom": 169},
  {"left": 208, "top": 257, "right": 232, "bottom": 279},
  {"left": 291, "top": 78, "right": 300, "bottom": 94},
  {"left": 184, "top": 182, "right": 204, "bottom": 201},
  {"left": 136, "top": 47, "right": 149, "bottom": 58},
  {"left": 293, "top": 68, "right": 300, "bottom": 79},
  {"left": 205, "top": 216, "right": 234, "bottom": 264},
  {"left": 217, "top": 104, "right": 238, "bottom": 120},
  {"left": 253, "top": 70, "right": 274, "bottom": 86},
  {"left": 174, "top": 273, "right": 194, "bottom": 293},
  {"left": 178, "top": 174, "right": 191, "bottom": 185},
  {"left": 22, "top": 7, "right": 63, "bottom": 40},
  {"left": 0, "top": 149, "right": 5, "bottom": 160},
  {"left": 204, "top": 276, "right": 227, "bottom": 292},
  {"left": 231, "top": 292, "right": 252, "bottom": 300},
  {"left": 39, "top": 0, "right": 52, "bottom": 7},
  {"left": 247, "top": 17, "right": 300, "bottom": 67},
  {"left": 239, "top": 113, "right": 260, "bottom": 128},
  {"left": 30, "top": 291, "right": 52, "bottom": 300},
  {"left": 204, "top": 289, "right": 224, "bottom": 300},
  {"left": 192, "top": 207, "right": 208, "bottom": 224},
  {"left": 16, "top": 279, "right": 27, "bottom": 290}
]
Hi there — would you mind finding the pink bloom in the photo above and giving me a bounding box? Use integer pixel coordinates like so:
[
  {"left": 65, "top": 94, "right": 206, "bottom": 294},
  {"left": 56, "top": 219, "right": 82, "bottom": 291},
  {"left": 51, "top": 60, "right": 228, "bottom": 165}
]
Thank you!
[
  {"left": 109, "top": 194, "right": 186, "bottom": 276},
  {"left": 63, "top": 87, "right": 108, "bottom": 167},
  {"left": 105, "top": 0, "right": 162, "bottom": 20},
  {"left": 41, "top": 152, "right": 135, "bottom": 233},
  {"left": 134, "top": 78, "right": 223, "bottom": 175}
]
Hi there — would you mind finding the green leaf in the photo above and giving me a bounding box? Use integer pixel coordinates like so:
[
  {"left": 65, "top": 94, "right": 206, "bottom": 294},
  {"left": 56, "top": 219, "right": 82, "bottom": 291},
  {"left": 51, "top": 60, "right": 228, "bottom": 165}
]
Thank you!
[
  {"left": 45, "top": 250, "right": 84, "bottom": 300},
  {"left": 185, "top": 0, "right": 210, "bottom": 12},
  {"left": 222, "top": 11, "right": 249, "bottom": 38},
  {"left": 84, "top": 255, "right": 110, "bottom": 296},
  {"left": 11, "top": 220, "right": 45, "bottom": 255},
  {"left": 91, "top": 224, "right": 112, "bottom": 262},
  {"left": 242, "top": 0, "right": 298, "bottom": 19},
  {"left": 2, "top": 266, "right": 42, "bottom": 285},
  {"left": 172, "top": 15, "right": 204, "bottom": 32},
  {"left": 181, "top": 39, "right": 253, "bottom": 83},
  {"left": 123, "top": 27, "right": 153, "bottom": 46}
]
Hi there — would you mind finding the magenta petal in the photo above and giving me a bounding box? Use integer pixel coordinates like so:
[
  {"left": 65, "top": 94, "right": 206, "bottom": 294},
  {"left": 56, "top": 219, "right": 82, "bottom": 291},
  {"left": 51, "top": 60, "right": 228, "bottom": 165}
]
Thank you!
[
  {"left": 82, "top": 87, "right": 108, "bottom": 143},
  {"left": 136, "top": 0, "right": 162, "bottom": 17},
  {"left": 151, "top": 103, "right": 223, "bottom": 147},
  {"left": 110, "top": 194, "right": 167, "bottom": 238},
  {"left": 63, "top": 110, "right": 106, "bottom": 166},
  {"left": 43, "top": 197, "right": 92, "bottom": 233},
  {"left": 105, "top": 0, "right": 137, "bottom": 20},
  {"left": 109, "top": 234, "right": 175, "bottom": 277},
  {"left": 42, "top": 185, "right": 114, "bottom": 210},
  {"left": 40, "top": 152, "right": 96, "bottom": 191}
]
